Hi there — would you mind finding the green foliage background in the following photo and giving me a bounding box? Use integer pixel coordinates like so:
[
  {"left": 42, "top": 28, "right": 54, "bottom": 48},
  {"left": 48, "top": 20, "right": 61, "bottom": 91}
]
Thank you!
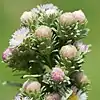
[{"left": 0, "top": 0, "right": 100, "bottom": 100}]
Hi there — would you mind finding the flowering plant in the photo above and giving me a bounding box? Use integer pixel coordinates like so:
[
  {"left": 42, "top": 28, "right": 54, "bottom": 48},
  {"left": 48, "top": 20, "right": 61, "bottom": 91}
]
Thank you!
[{"left": 2, "top": 4, "right": 91, "bottom": 100}]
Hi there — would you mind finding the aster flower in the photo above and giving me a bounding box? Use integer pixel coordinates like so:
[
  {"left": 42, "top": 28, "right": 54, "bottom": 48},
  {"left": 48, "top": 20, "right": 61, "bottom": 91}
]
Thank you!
[
  {"left": 42, "top": 4, "right": 59, "bottom": 16},
  {"left": 77, "top": 90, "right": 87, "bottom": 100},
  {"left": 51, "top": 67, "right": 65, "bottom": 82},
  {"left": 14, "top": 93, "right": 30, "bottom": 100},
  {"left": 76, "top": 42, "right": 91, "bottom": 54},
  {"left": 31, "top": 8, "right": 40, "bottom": 14},
  {"left": 32, "top": 4, "right": 59, "bottom": 16},
  {"left": 45, "top": 8, "right": 58, "bottom": 16},
  {"left": 9, "top": 27, "right": 29, "bottom": 47},
  {"left": 39, "top": 4, "right": 58, "bottom": 11}
]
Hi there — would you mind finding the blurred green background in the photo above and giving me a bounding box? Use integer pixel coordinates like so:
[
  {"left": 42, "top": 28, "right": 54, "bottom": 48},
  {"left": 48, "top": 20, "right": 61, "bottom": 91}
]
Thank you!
[{"left": 0, "top": 0, "right": 100, "bottom": 99}]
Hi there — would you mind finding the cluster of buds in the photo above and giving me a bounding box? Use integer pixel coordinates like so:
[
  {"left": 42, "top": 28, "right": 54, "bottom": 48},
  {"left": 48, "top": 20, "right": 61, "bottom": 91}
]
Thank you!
[
  {"left": 59, "top": 10, "right": 86, "bottom": 26},
  {"left": 2, "top": 3, "right": 90, "bottom": 100}
]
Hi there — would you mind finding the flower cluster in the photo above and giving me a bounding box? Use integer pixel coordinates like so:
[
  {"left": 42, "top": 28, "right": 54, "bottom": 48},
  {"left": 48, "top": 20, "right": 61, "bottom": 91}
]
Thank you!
[
  {"left": 2, "top": 4, "right": 91, "bottom": 100},
  {"left": 59, "top": 10, "right": 86, "bottom": 26},
  {"left": 9, "top": 27, "right": 29, "bottom": 47}
]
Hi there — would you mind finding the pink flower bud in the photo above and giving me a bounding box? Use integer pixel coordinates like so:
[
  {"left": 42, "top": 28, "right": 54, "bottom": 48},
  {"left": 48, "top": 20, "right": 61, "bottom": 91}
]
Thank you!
[
  {"left": 45, "top": 93, "right": 61, "bottom": 100},
  {"left": 59, "top": 12, "right": 75, "bottom": 26},
  {"left": 2, "top": 48, "right": 13, "bottom": 62},
  {"left": 22, "top": 81, "right": 41, "bottom": 93},
  {"left": 60, "top": 45, "right": 77, "bottom": 59},
  {"left": 72, "top": 10, "right": 86, "bottom": 24},
  {"left": 51, "top": 67, "right": 64, "bottom": 82},
  {"left": 35, "top": 26, "right": 53, "bottom": 38}
]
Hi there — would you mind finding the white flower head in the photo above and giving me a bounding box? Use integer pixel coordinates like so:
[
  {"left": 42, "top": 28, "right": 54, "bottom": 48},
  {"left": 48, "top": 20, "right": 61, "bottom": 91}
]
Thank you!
[
  {"left": 9, "top": 27, "right": 29, "bottom": 47},
  {"left": 31, "top": 8, "right": 40, "bottom": 14},
  {"left": 31, "top": 4, "right": 59, "bottom": 18},
  {"left": 45, "top": 9, "right": 58, "bottom": 16},
  {"left": 37, "top": 4, "right": 59, "bottom": 16},
  {"left": 20, "top": 11, "right": 33, "bottom": 23},
  {"left": 77, "top": 90, "right": 87, "bottom": 100},
  {"left": 39, "top": 4, "right": 58, "bottom": 11}
]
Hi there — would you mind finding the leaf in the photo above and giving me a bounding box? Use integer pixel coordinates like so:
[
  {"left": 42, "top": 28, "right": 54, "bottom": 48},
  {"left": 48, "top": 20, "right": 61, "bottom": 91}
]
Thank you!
[{"left": 23, "top": 75, "right": 41, "bottom": 78}]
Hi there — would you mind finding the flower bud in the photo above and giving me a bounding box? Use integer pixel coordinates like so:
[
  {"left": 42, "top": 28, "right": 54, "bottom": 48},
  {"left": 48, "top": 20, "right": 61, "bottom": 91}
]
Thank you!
[
  {"left": 20, "top": 11, "right": 33, "bottom": 23},
  {"left": 76, "top": 42, "right": 90, "bottom": 54},
  {"left": 45, "top": 93, "right": 61, "bottom": 100},
  {"left": 22, "top": 81, "right": 41, "bottom": 93},
  {"left": 45, "top": 9, "right": 58, "bottom": 16},
  {"left": 59, "top": 12, "right": 75, "bottom": 26},
  {"left": 72, "top": 10, "right": 86, "bottom": 24},
  {"left": 71, "top": 72, "right": 89, "bottom": 84},
  {"left": 35, "top": 26, "right": 53, "bottom": 38},
  {"left": 51, "top": 67, "right": 64, "bottom": 82},
  {"left": 60, "top": 45, "right": 77, "bottom": 59},
  {"left": 2, "top": 48, "right": 13, "bottom": 62}
]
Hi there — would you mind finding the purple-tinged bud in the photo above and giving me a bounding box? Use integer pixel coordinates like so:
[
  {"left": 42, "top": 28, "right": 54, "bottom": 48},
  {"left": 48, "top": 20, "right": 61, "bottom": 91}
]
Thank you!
[
  {"left": 2, "top": 48, "right": 13, "bottom": 62},
  {"left": 51, "top": 67, "right": 64, "bottom": 82}
]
